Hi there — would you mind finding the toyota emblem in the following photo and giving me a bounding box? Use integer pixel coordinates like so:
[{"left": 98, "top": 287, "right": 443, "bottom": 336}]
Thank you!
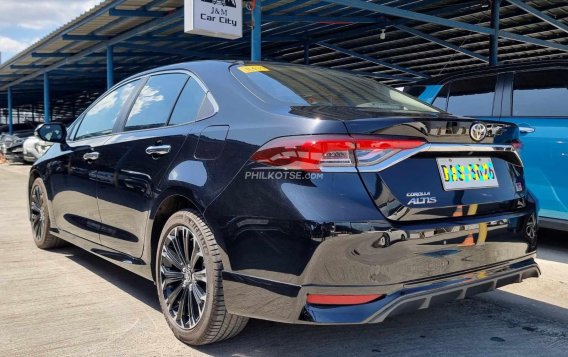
[{"left": 470, "top": 123, "right": 487, "bottom": 142}]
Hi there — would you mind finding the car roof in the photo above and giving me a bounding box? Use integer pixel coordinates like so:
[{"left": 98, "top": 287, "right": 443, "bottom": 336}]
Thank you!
[
  {"left": 413, "top": 60, "right": 568, "bottom": 85},
  {"left": 112, "top": 60, "right": 344, "bottom": 87}
]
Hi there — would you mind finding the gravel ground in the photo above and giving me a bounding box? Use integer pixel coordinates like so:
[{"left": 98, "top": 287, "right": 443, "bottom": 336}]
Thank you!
[{"left": 0, "top": 163, "right": 567, "bottom": 357}]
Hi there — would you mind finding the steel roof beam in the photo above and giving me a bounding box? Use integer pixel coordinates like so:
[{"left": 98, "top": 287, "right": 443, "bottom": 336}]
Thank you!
[
  {"left": 498, "top": 30, "right": 568, "bottom": 52},
  {"left": 10, "top": 65, "right": 50, "bottom": 69},
  {"left": 351, "top": 72, "right": 416, "bottom": 82},
  {"left": 62, "top": 34, "right": 111, "bottom": 41},
  {"left": 490, "top": 0, "right": 501, "bottom": 66},
  {"left": 263, "top": 14, "right": 381, "bottom": 23},
  {"left": 322, "top": 0, "right": 568, "bottom": 52},
  {"left": 316, "top": 41, "right": 429, "bottom": 78},
  {"left": 129, "top": 35, "right": 299, "bottom": 43},
  {"left": 506, "top": 0, "right": 568, "bottom": 34},
  {"left": 114, "top": 43, "right": 242, "bottom": 60},
  {"left": 108, "top": 9, "right": 165, "bottom": 18},
  {"left": 87, "top": 51, "right": 175, "bottom": 57},
  {"left": 33, "top": 49, "right": 184, "bottom": 59},
  {"left": 11, "top": 63, "right": 144, "bottom": 70},
  {"left": 265, "top": 0, "right": 317, "bottom": 15},
  {"left": 144, "top": 0, "right": 173, "bottom": 10},
  {"left": 32, "top": 53, "right": 72, "bottom": 58},
  {"left": 394, "top": 24, "right": 489, "bottom": 63}
]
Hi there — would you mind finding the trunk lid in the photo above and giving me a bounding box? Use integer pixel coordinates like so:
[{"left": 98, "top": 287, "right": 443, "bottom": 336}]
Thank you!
[{"left": 292, "top": 106, "right": 526, "bottom": 223}]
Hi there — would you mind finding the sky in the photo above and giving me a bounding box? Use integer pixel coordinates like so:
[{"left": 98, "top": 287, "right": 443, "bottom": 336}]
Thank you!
[{"left": 0, "top": 0, "right": 100, "bottom": 62}]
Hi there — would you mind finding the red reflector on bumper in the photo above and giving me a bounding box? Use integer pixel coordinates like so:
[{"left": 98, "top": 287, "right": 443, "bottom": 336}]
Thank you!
[{"left": 306, "top": 294, "right": 384, "bottom": 305}]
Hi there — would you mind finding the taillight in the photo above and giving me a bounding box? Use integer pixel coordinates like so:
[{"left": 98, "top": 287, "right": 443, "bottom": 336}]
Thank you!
[{"left": 251, "top": 135, "right": 425, "bottom": 172}]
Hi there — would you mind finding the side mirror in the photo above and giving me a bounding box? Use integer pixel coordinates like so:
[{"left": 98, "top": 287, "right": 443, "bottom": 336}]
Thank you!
[{"left": 35, "top": 123, "right": 67, "bottom": 144}]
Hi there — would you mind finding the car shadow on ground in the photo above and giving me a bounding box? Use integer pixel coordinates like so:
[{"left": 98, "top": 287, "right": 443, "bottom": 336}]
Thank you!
[
  {"left": 53, "top": 238, "right": 568, "bottom": 356},
  {"left": 538, "top": 229, "right": 568, "bottom": 264},
  {"left": 196, "top": 291, "right": 568, "bottom": 356},
  {"left": 60, "top": 246, "right": 160, "bottom": 311}
]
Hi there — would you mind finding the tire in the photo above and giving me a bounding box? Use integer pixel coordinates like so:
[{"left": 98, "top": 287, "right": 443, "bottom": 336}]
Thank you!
[
  {"left": 29, "top": 177, "right": 66, "bottom": 249},
  {"left": 155, "top": 209, "right": 248, "bottom": 345},
  {"left": 379, "top": 234, "right": 391, "bottom": 248}
]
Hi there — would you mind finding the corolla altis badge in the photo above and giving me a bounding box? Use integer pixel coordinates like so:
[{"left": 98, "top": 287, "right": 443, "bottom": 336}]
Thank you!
[
  {"left": 470, "top": 122, "right": 487, "bottom": 142},
  {"left": 406, "top": 191, "right": 437, "bottom": 205}
]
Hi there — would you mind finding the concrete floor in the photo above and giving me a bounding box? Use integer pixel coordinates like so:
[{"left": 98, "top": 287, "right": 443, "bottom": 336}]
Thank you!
[{"left": 0, "top": 163, "right": 567, "bottom": 357}]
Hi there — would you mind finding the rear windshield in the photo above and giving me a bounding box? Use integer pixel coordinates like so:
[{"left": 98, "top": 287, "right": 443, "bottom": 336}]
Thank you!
[{"left": 231, "top": 64, "right": 438, "bottom": 113}]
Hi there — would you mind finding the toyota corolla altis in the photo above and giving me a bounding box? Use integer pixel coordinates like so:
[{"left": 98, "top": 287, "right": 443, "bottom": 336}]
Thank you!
[{"left": 29, "top": 61, "right": 539, "bottom": 345}]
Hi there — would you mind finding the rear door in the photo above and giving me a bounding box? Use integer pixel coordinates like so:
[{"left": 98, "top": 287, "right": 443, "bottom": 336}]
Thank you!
[
  {"left": 500, "top": 69, "right": 568, "bottom": 221},
  {"left": 95, "top": 72, "right": 210, "bottom": 257}
]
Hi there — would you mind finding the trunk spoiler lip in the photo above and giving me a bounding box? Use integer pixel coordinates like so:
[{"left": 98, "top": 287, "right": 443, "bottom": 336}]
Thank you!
[{"left": 320, "top": 143, "right": 522, "bottom": 173}]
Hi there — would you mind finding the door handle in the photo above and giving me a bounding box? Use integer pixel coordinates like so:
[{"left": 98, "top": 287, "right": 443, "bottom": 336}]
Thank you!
[
  {"left": 83, "top": 152, "right": 100, "bottom": 161},
  {"left": 145, "top": 145, "right": 171, "bottom": 156},
  {"left": 519, "top": 126, "right": 535, "bottom": 134}
]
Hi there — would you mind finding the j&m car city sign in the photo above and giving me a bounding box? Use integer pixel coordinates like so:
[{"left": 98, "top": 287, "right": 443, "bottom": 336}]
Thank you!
[{"left": 184, "top": 0, "right": 243, "bottom": 39}]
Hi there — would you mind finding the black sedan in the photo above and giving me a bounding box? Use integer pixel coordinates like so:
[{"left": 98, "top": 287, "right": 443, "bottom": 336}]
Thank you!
[{"left": 29, "top": 61, "right": 539, "bottom": 345}]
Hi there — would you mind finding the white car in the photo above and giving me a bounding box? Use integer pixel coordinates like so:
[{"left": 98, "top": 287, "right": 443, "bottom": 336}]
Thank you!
[{"left": 22, "top": 136, "right": 52, "bottom": 163}]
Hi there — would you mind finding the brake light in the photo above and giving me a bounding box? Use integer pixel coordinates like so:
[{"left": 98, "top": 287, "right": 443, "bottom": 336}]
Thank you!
[
  {"left": 251, "top": 135, "right": 425, "bottom": 172},
  {"left": 306, "top": 294, "right": 384, "bottom": 305}
]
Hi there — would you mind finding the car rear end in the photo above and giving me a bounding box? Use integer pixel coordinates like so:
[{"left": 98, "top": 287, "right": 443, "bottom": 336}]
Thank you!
[{"left": 210, "top": 63, "right": 539, "bottom": 324}]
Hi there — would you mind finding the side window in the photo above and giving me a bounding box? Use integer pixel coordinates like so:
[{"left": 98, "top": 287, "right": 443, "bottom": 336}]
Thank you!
[
  {"left": 124, "top": 73, "right": 188, "bottom": 131},
  {"left": 446, "top": 76, "right": 497, "bottom": 117},
  {"left": 512, "top": 70, "right": 568, "bottom": 117},
  {"left": 432, "top": 85, "right": 449, "bottom": 110},
  {"left": 169, "top": 78, "right": 212, "bottom": 125},
  {"left": 75, "top": 80, "right": 140, "bottom": 140}
]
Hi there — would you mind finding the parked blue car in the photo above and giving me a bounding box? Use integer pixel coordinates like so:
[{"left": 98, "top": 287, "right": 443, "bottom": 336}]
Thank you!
[{"left": 405, "top": 61, "right": 568, "bottom": 231}]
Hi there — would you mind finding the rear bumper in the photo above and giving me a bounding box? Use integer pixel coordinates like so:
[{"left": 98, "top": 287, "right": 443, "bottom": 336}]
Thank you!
[
  {"left": 303, "top": 258, "right": 539, "bottom": 324},
  {"left": 223, "top": 257, "right": 539, "bottom": 324},
  {"left": 221, "top": 209, "right": 539, "bottom": 324}
]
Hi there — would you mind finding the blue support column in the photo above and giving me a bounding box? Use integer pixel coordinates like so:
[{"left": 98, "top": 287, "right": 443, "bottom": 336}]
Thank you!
[
  {"left": 107, "top": 45, "right": 114, "bottom": 89},
  {"left": 43, "top": 72, "right": 50, "bottom": 123},
  {"left": 7, "top": 87, "right": 13, "bottom": 135},
  {"left": 303, "top": 41, "right": 310, "bottom": 65},
  {"left": 490, "top": 0, "right": 501, "bottom": 66},
  {"left": 251, "top": 1, "right": 262, "bottom": 61}
]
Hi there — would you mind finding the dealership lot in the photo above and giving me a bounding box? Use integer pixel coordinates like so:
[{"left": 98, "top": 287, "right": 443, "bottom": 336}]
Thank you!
[{"left": 0, "top": 163, "right": 567, "bottom": 356}]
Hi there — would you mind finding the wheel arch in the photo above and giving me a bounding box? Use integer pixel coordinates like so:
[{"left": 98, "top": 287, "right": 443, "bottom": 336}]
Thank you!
[
  {"left": 28, "top": 168, "right": 41, "bottom": 192},
  {"left": 145, "top": 188, "right": 203, "bottom": 282}
]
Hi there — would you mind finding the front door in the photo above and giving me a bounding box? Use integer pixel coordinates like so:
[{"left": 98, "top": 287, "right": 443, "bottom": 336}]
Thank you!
[
  {"left": 50, "top": 136, "right": 107, "bottom": 242},
  {"left": 50, "top": 78, "right": 142, "bottom": 242}
]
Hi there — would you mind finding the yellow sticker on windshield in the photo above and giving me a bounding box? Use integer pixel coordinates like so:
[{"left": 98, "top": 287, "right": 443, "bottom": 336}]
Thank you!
[{"left": 238, "top": 65, "right": 270, "bottom": 73}]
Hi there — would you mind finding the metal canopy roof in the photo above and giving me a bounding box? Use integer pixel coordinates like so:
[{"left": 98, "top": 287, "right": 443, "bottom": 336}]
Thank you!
[{"left": 1, "top": 0, "right": 568, "bottom": 123}]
